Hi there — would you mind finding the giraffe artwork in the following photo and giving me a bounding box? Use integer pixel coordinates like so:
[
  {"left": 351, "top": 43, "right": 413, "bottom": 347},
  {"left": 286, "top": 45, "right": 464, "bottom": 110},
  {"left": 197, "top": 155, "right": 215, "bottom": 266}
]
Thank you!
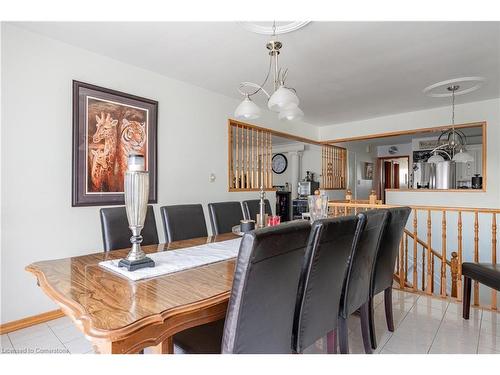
[{"left": 73, "top": 81, "right": 157, "bottom": 206}]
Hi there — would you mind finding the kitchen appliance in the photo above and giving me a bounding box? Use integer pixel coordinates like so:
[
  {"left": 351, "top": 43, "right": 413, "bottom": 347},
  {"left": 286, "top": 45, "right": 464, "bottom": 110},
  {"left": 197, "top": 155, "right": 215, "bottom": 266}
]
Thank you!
[
  {"left": 298, "top": 181, "right": 320, "bottom": 198},
  {"left": 292, "top": 199, "right": 309, "bottom": 220},
  {"left": 412, "top": 162, "right": 436, "bottom": 189},
  {"left": 472, "top": 174, "right": 483, "bottom": 189},
  {"left": 435, "top": 161, "right": 456, "bottom": 189}
]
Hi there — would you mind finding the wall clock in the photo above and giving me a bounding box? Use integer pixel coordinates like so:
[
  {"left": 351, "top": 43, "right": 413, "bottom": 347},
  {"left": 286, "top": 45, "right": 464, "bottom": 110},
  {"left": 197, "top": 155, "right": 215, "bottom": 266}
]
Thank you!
[{"left": 272, "top": 153, "right": 288, "bottom": 174}]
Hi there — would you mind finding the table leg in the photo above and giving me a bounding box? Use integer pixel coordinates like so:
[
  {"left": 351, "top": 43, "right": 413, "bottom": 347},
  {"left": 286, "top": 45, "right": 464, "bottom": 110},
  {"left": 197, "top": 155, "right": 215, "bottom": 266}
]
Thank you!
[{"left": 151, "top": 336, "right": 174, "bottom": 354}]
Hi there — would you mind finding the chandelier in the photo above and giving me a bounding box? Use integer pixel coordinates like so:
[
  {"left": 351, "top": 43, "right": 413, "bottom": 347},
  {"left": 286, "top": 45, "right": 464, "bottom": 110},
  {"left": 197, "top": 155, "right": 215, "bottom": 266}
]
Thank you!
[
  {"left": 427, "top": 85, "right": 474, "bottom": 164},
  {"left": 234, "top": 24, "right": 304, "bottom": 122}
]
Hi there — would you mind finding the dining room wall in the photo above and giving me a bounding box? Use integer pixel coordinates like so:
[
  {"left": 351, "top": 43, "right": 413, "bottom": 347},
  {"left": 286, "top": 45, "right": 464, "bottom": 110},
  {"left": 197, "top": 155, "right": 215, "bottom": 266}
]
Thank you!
[{"left": 0, "top": 23, "right": 318, "bottom": 323}]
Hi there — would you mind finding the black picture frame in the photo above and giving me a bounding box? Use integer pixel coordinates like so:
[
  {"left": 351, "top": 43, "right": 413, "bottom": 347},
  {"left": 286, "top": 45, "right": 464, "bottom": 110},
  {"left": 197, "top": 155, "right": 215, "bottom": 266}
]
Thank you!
[{"left": 72, "top": 80, "right": 158, "bottom": 207}]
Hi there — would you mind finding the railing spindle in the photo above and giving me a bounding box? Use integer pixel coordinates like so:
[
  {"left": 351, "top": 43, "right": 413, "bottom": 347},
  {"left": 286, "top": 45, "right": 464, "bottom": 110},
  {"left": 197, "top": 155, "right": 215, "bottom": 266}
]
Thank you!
[
  {"left": 474, "top": 211, "right": 479, "bottom": 306},
  {"left": 399, "top": 236, "right": 405, "bottom": 289},
  {"left": 441, "top": 210, "right": 447, "bottom": 297},
  {"left": 457, "top": 211, "right": 463, "bottom": 301},
  {"left": 451, "top": 252, "right": 459, "bottom": 298},
  {"left": 492, "top": 213, "right": 497, "bottom": 310},
  {"left": 426, "top": 209, "right": 432, "bottom": 295},
  {"left": 421, "top": 243, "right": 426, "bottom": 291},
  {"left": 413, "top": 209, "right": 418, "bottom": 291},
  {"left": 405, "top": 232, "right": 409, "bottom": 283}
]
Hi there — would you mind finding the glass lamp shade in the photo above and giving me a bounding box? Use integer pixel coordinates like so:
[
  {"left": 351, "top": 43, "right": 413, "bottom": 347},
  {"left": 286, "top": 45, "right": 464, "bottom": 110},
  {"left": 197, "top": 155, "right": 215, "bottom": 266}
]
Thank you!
[
  {"left": 452, "top": 149, "right": 474, "bottom": 163},
  {"left": 427, "top": 152, "right": 445, "bottom": 164},
  {"left": 234, "top": 97, "right": 261, "bottom": 120},
  {"left": 268, "top": 86, "right": 299, "bottom": 112},
  {"left": 278, "top": 103, "right": 304, "bottom": 121}
]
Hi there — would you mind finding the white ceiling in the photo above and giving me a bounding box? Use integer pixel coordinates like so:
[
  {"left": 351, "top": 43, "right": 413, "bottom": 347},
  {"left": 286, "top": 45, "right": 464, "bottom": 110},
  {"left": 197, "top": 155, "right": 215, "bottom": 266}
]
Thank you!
[{"left": 12, "top": 21, "right": 500, "bottom": 126}]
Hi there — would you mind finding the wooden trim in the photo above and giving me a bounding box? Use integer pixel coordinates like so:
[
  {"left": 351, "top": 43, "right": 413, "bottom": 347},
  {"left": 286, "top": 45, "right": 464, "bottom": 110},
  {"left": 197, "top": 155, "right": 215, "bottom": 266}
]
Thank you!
[
  {"left": 324, "top": 121, "right": 486, "bottom": 144},
  {"left": 326, "top": 121, "right": 487, "bottom": 193},
  {"left": 328, "top": 201, "right": 500, "bottom": 214},
  {"left": 0, "top": 309, "right": 64, "bottom": 334},
  {"left": 229, "top": 118, "right": 323, "bottom": 146}
]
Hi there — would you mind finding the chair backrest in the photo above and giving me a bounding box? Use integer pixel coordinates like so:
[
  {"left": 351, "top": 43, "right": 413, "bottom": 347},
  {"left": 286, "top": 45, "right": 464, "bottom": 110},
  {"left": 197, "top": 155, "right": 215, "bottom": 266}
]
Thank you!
[
  {"left": 160, "top": 204, "right": 208, "bottom": 242},
  {"left": 242, "top": 199, "right": 273, "bottom": 221},
  {"left": 372, "top": 207, "right": 411, "bottom": 295},
  {"left": 207, "top": 201, "right": 244, "bottom": 235},
  {"left": 292, "top": 215, "right": 363, "bottom": 353},
  {"left": 99, "top": 205, "right": 159, "bottom": 251},
  {"left": 221, "top": 221, "right": 311, "bottom": 354},
  {"left": 340, "top": 209, "right": 388, "bottom": 317}
]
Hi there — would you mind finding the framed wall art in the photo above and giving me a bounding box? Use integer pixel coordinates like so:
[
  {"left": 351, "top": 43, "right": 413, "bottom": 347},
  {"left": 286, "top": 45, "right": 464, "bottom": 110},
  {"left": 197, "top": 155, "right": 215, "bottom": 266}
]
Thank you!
[{"left": 72, "top": 80, "right": 158, "bottom": 206}]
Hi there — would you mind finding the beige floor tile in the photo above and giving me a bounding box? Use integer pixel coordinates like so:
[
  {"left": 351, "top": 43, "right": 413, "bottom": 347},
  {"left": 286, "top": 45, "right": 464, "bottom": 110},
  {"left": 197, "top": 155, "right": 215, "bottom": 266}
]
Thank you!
[
  {"left": 407, "top": 304, "right": 446, "bottom": 321},
  {"left": 64, "top": 337, "right": 93, "bottom": 354},
  {"left": 1, "top": 334, "right": 15, "bottom": 353},
  {"left": 47, "top": 316, "right": 74, "bottom": 330},
  {"left": 481, "top": 319, "right": 500, "bottom": 337},
  {"left": 478, "top": 332, "right": 500, "bottom": 352},
  {"left": 11, "top": 333, "right": 68, "bottom": 354},
  {"left": 50, "top": 323, "right": 84, "bottom": 343},
  {"left": 477, "top": 345, "right": 500, "bottom": 354},
  {"left": 481, "top": 310, "right": 500, "bottom": 324},
  {"left": 415, "top": 295, "right": 449, "bottom": 312},
  {"left": 8, "top": 324, "right": 53, "bottom": 345},
  {"left": 382, "top": 335, "right": 431, "bottom": 354},
  {"left": 429, "top": 338, "right": 477, "bottom": 354}
]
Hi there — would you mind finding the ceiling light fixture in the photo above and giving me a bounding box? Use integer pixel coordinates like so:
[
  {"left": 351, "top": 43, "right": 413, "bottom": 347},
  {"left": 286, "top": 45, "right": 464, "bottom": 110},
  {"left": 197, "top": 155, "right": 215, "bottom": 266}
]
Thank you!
[
  {"left": 427, "top": 84, "right": 474, "bottom": 163},
  {"left": 234, "top": 22, "right": 304, "bottom": 122}
]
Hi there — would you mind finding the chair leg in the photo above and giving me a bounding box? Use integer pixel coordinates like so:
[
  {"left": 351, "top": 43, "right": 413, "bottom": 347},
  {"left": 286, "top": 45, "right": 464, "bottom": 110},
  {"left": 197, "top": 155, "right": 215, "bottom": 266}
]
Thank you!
[
  {"left": 463, "top": 276, "right": 472, "bottom": 320},
  {"left": 326, "top": 329, "right": 337, "bottom": 354},
  {"left": 360, "top": 302, "right": 373, "bottom": 354},
  {"left": 384, "top": 287, "right": 394, "bottom": 332},
  {"left": 338, "top": 317, "right": 349, "bottom": 354},
  {"left": 368, "top": 297, "right": 377, "bottom": 350}
]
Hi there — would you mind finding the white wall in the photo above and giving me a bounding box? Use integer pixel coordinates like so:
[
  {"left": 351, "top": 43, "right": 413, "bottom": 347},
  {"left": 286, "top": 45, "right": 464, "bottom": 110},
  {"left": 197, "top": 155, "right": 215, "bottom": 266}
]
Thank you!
[
  {"left": 272, "top": 143, "right": 321, "bottom": 193},
  {"left": 320, "top": 98, "right": 500, "bottom": 208},
  {"left": 0, "top": 24, "right": 317, "bottom": 323}
]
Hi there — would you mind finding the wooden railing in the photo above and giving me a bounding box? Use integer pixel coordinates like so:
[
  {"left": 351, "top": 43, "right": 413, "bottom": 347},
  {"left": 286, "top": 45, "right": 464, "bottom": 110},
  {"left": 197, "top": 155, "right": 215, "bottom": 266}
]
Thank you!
[
  {"left": 321, "top": 145, "right": 347, "bottom": 190},
  {"left": 328, "top": 202, "right": 499, "bottom": 311}
]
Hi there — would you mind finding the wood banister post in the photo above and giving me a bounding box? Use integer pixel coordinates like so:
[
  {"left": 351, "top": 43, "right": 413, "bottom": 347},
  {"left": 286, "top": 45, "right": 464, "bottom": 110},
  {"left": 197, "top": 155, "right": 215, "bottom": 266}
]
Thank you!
[
  {"left": 426, "top": 209, "right": 432, "bottom": 295},
  {"left": 450, "top": 251, "right": 459, "bottom": 298},
  {"left": 441, "top": 210, "right": 447, "bottom": 297},
  {"left": 473, "top": 211, "right": 479, "bottom": 306},
  {"left": 413, "top": 209, "right": 418, "bottom": 291},
  {"left": 457, "top": 211, "right": 463, "bottom": 301}
]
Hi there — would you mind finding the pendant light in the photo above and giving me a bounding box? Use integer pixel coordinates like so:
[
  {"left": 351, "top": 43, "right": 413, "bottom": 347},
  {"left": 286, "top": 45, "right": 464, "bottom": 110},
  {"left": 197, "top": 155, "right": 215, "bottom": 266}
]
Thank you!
[
  {"left": 234, "top": 22, "right": 304, "bottom": 121},
  {"left": 428, "top": 85, "right": 474, "bottom": 163},
  {"left": 449, "top": 85, "right": 474, "bottom": 162}
]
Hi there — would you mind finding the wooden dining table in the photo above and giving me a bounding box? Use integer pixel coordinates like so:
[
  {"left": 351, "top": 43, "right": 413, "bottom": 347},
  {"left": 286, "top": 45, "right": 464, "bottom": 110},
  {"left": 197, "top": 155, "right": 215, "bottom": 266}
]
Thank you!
[{"left": 25, "top": 233, "right": 239, "bottom": 354}]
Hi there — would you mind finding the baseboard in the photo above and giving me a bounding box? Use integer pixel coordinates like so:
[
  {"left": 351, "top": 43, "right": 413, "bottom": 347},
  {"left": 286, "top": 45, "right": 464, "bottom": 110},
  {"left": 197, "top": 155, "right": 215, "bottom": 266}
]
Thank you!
[{"left": 0, "top": 309, "right": 65, "bottom": 334}]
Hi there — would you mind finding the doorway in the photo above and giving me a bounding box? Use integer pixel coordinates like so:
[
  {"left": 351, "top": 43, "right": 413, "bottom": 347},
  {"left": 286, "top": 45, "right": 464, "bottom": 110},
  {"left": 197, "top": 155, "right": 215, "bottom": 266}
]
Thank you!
[{"left": 377, "top": 156, "right": 409, "bottom": 202}]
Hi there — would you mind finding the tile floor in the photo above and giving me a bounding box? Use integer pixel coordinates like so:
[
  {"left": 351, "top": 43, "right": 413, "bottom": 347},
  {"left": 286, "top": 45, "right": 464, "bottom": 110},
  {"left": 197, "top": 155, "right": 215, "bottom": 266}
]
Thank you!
[{"left": 1, "top": 289, "right": 499, "bottom": 354}]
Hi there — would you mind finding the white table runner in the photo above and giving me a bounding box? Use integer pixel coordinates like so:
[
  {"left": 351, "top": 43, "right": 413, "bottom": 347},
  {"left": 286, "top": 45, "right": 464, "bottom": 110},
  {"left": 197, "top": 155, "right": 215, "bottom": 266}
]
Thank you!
[{"left": 99, "top": 238, "right": 242, "bottom": 281}]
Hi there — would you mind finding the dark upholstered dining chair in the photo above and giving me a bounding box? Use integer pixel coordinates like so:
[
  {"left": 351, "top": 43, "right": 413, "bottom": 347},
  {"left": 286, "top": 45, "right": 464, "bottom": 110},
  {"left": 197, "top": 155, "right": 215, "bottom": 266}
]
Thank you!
[
  {"left": 338, "top": 209, "right": 388, "bottom": 354},
  {"left": 207, "top": 201, "right": 244, "bottom": 235},
  {"left": 99, "top": 205, "right": 159, "bottom": 251},
  {"left": 160, "top": 204, "right": 208, "bottom": 242},
  {"left": 242, "top": 199, "right": 273, "bottom": 221},
  {"left": 292, "top": 215, "right": 363, "bottom": 354},
  {"left": 173, "top": 221, "right": 312, "bottom": 353},
  {"left": 462, "top": 262, "right": 500, "bottom": 319},
  {"left": 368, "top": 206, "right": 411, "bottom": 349}
]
